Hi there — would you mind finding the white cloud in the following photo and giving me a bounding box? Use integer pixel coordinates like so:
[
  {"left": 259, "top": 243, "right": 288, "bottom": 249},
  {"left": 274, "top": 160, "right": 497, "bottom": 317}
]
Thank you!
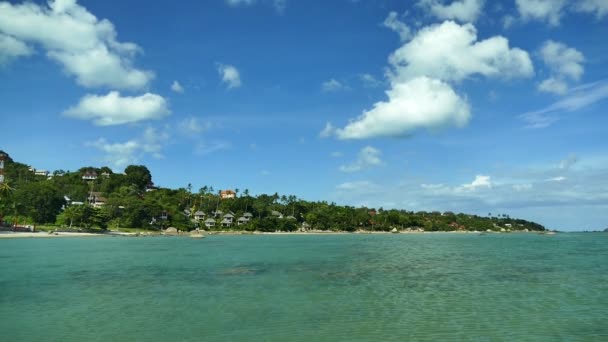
[
  {"left": 218, "top": 64, "right": 241, "bottom": 89},
  {"left": 389, "top": 21, "right": 534, "bottom": 83},
  {"left": 336, "top": 77, "right": 470, "bottom": 139},
  {"left": 171, "top": 80, "right": 184, "bottom": 93},
  {"left": 339, "top": 146, "right": 383, "bottom": 172},
  {"left": 330, "top": 151, "right": 344, "bottom": 158},
  {"left": 178, "top": 117, "right": 211, "bottom": 135},
  {"left": 0, "top": 33, "right": 33, "bottom": 64},
  {"left": 457, "top": 175, "right": 492, "bottom": 191},
  {"left": 418, "top": 0, "right": 485, "bottom": 23},
  {"left": 359, "top": 73, "right": 382, "bottom": 88},
  {"left": 64, "top": 91, "right": 170, "bottom": 126},
  {"left": 383, "top": 12, "right": 411, "bottom": 41},
  {"left": 515, "top": 0, "right": 568, "bottom": 26},
  {"left": 538, "top": 78, "right": 569, "bottom": 95},
  {"left": 87, "top": 126, "right": 169, "bottom": 169},
  {"left": 521, "top": 80, "right": 608, "bottom": 128},
  {"left": 546, "top": 176, "right": 566, "bottom": 182},
  {"left": 335, "top": 21, "right": 532, "bottom": 140},
  {"left": 332, "top": 156, "right": 608, "bottom": 230},
  {"left": 319, "top": 122, "right": 335, "bottom": 138},
  {"left": 89, "top": 139, "right": 140, "bottom": 169},
  {"left": 322, "top": 78, "right": 346, "bottom": 92},
  {"left": 0, "top": 0, "right": 154, "bottom": 89},
  {"left": 537, "top": 40, "right": 585, "bottom": 95},
  {"left": 574, "top": 0, "right": 608, "bottom": 18}
]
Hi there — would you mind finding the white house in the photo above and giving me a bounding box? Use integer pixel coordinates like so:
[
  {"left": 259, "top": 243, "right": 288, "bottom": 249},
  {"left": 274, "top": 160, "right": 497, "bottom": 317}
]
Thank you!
[{"left": 204, "top": 218, "right": 216, "bottom": 228}]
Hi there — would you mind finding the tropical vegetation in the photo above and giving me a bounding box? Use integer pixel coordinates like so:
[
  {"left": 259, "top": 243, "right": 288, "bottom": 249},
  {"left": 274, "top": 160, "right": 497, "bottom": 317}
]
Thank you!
[{"left": 0, "top": 151, "right": 545, "bottom": 232}]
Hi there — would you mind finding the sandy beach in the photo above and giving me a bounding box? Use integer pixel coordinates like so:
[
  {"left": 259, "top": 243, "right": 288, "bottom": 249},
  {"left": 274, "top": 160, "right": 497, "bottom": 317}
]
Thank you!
[{"left": 0, "top": 231, "right": 109, "bottom": 239}]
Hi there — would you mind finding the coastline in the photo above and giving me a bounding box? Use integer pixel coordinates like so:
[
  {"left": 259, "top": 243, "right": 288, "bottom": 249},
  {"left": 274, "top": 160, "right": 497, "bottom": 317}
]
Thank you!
[
  {"left": 0, "top": 229, "right": 544, "bottom": 239},
  {"left": 0, "top": 231, "right": 110, "bottom": 239}
]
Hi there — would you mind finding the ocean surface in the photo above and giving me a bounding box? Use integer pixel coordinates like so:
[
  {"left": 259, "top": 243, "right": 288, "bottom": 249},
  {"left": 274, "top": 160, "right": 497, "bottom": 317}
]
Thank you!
[{"left": 1, "top": 233, "right": 607, "bottom": 341}]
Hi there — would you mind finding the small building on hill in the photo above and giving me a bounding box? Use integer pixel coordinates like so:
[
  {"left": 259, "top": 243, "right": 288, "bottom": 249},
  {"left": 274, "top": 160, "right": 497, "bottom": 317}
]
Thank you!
[
  {"left": 223, "top": 213, "right": 235, "bottom": 224},
  {"left": 82, "top": 171, "right": 98, "bottom": 181},
  {"left": 220, "top": 190, "right": 236, "bottom": 199},
  {"left": 194, "top": 211, "right": 206, "bottom": 221},
  {"left": 204, "top": 218, "right": 216, "bottom": 228},
  {"left": 88, "top": 192, "right": 106, "bottom": 208}
]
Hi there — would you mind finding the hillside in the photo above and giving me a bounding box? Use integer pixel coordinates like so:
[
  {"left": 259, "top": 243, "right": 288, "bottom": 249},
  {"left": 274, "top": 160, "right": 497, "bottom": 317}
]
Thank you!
[{"left": 0, "top": 151, "right": 545, "bottom": 232}]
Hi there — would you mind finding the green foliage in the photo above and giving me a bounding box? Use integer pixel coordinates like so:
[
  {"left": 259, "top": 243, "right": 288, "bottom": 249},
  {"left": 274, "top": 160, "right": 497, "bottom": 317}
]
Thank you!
[
  {"left": 124, "top": 165, "right": 152, "bottom": 191},
  {"left": 0, "top": 151, "right": 546, "bottom": 232},
  {"left": 12, "top": 181, "right": 65, "bottom": 224}
]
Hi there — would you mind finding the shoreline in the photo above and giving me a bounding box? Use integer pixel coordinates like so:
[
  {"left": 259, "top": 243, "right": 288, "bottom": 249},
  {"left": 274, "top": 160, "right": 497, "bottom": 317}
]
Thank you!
[
  {"left": 0, "top": 231, "right": 110, "bottom": 239},
  {"left": 0, "top": 229, "right": 546, "bottom": 239}
]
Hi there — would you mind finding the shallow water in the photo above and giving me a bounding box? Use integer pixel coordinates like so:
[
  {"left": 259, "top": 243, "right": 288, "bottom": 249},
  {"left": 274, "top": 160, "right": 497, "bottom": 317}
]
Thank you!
[{"left": 1, "top": 233, "right": 607, "bottom": 341}]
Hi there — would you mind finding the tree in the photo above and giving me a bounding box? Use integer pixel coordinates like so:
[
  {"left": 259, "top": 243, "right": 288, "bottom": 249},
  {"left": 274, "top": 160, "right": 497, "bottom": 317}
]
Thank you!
[
  {"left": 124, "top": 165, "right": 152, "bottom": 191},
  {"left": 13, "top": 182, "right": 65, "bottom": 224}
]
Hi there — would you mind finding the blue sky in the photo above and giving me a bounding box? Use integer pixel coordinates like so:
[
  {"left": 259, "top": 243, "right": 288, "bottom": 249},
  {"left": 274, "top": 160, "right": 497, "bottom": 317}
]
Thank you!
[{"left": 1, "top": 0, "right": 607, "bottom": 230}]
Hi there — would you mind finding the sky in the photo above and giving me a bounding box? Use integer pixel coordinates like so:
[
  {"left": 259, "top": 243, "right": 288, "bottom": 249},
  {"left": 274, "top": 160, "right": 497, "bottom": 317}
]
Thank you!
[{"left": 1, "top": 0, "right": 607, "bottom": 231}]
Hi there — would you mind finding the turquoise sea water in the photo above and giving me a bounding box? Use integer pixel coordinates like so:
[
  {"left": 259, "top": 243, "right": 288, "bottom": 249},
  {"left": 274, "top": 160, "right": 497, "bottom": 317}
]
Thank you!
[{"left": 1, "top": 233, "right": 607, "bottom": 341}]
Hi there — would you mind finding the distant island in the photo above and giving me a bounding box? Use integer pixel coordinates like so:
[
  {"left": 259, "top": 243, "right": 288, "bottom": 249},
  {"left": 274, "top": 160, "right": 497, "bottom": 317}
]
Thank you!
[{"left": 0, "top": 150, "right": 545, "bottom": 233}]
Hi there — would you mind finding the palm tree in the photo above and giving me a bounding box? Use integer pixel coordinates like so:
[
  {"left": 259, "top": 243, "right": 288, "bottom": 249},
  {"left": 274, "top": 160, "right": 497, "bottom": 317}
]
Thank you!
[
  {"left": 243, "top": 189, "right": 250, "bottom": 212},
  {"left": 0, "top": 182, "right": 15, "bottom": 220}
]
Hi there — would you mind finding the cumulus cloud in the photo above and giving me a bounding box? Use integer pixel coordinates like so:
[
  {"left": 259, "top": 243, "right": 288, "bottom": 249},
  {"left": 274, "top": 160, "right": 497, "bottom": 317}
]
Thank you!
[
  {"left": 383, "top": 12, "right": 411, "bottom": 41},
  {"left": 322, "top": 78, "right": 346, "bottom": 92},
  {"left": 218, "top": 64, "right": 241, "bottom": 89},
  {"left": 335, "top": 21, "right": 532, "bottom": 140},
  {"left": 0, "top": 33, "right": 33, "bottom": 64},
  {"left": 389, "top": 21, "right": 534, "bottom": 83},
  {"left": 538, "top": 40, "right": 584, "bottom": 95},
  {"left": 515, "top": 0, "right": 568, "bottom": 26},
  {"left": 339, "top": 146, "right": 383, "bottom": 172},
  {"left": 171, "top": 80, "right": 184, "bottom": 93},
  {"left": 336, "top": 77, "right": 470, "bottom": 139},
  {"left": 87, "top": 127, "right": 169, "bottom": 169},
  {"left": 418, "top": 0, "right": 485, "bottom": 23},
  {"left": 64, "top": 91, "right": 170, "bottom": 126},
  {"left": 0, "top": 0, "right": 154, "bottom": 89},
  {"left": 457, "top": 175, "right": 492, "bottom": 192}
]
